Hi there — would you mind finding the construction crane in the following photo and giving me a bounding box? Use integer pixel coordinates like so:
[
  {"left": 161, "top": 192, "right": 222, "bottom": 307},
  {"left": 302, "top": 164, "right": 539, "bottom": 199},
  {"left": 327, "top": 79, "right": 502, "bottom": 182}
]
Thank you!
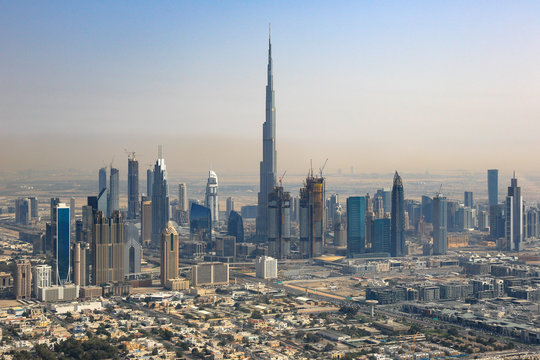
[
  {"left": 109, "top": 155, "right": 115, "bottom": 169},
  {"left": 278, "top": 170, "right": 287, "bottom": 187},
  {"left": 124, "top": 149, "right": 137, "bottom": 161},
  {"left": 319, "top": 158, "right": 328, "bottom": 177}
]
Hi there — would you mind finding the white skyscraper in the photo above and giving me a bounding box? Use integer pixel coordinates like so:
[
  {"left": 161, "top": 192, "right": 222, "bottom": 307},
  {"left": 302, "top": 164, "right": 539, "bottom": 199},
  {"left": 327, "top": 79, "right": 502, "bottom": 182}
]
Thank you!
[
  {"left": 256, "top": 256, "right": 278, "bottom": 279},
  {"left": 205, "top": 170, "right": 219, "bottom": 227},
  {"left": 178, "top": 183, "right": 188, "bottom": 212}
]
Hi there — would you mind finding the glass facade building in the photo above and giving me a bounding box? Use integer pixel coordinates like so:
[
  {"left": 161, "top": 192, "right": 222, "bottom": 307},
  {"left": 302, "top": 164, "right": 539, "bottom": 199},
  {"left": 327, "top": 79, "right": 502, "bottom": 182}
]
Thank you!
[
  {"left": 56, "top": 204, "right": 71, "bottom": 285},
  {"left": 190, "top": 203, "right": 212, "bottom": 244},
  {"left": 227, "top": 210, "right": 244, "bottom": 243},
  {"left": 347, "top": 196, "right": 366, "bottom": 257}
]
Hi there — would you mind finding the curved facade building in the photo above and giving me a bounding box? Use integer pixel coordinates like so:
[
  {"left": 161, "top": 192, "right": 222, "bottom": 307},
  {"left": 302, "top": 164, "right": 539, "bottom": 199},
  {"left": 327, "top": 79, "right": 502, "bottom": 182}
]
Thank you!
[{"left": 227, "top": 210, "right": 244, "bottom": 243}]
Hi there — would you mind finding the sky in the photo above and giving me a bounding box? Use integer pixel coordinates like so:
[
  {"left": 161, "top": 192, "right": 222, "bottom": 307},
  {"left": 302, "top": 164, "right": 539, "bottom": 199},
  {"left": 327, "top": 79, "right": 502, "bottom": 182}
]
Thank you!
[{"left": 1, "top": 1, "right": 540, "bottom": 178}]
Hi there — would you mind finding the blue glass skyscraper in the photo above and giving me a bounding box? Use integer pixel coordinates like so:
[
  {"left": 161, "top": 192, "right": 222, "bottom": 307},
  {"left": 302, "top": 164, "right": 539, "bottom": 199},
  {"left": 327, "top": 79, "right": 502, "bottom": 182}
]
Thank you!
[
  {"left": 56, "top": 203, "right": 71, "bottom": 285},
  {"left": 151, "top": 147, "right": 170, "bottom": 247},
  {"left": 108, "top": 167, "right": 119, "bottom": 217},
  {"left": 488, "top": 169, "right": 498, "bottom": 207},
  {"left": 347, "top": 196, "right": 366, "bottom": 257},
  {"left": 373, "top": 218, "right": 391, "bottom": 254},
  {"left": 99, "top": 167, "right": 107, "bottom": 194}
]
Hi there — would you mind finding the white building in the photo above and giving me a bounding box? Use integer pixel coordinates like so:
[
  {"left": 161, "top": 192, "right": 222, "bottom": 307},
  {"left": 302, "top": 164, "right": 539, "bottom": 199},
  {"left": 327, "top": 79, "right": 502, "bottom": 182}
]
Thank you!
[
  {"left": 256, "top": 256, "right": 278, "bottom": 279},
  {"left": 205, "top": 170, "right": 219, "bottom": 227},
  {"left": 34, "top": 265, "right": 52, "bottom": 296}
]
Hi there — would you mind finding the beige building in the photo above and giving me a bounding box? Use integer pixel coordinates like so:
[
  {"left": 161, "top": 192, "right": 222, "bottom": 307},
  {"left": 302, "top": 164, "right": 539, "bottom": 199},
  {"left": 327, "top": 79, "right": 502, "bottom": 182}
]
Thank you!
[
  {"left": 141, "top": 200, "right": 152, "bottom": 246},
  {"left": 14, "top": 260, "right": 32, "bottom": 300},
  {"left": 92, "top": 210, "right": 124, "bottom": 285},
  {"left": 161, "top": 222, "right": 179, "bottom": 287},
  {"left": 191, "top": 262, "right": 229, "bottom": 287}
]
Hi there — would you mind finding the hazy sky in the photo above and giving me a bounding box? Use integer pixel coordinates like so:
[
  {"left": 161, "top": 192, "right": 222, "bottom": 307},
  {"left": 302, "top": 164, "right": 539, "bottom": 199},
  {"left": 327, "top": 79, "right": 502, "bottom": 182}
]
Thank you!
[{"left": 1, "top": 1, "right": 540, "bottom": 176}]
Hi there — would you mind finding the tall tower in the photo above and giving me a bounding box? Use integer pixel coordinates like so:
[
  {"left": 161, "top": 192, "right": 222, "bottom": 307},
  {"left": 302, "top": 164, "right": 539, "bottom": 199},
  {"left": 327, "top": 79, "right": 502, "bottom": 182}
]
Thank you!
[
  {"left": 347, "top": 196, "right": 366, "bottom": 257},
  {"left": 488, "top": 169, "right": 499, "bottom": 239},
  {"left": 160, "top": 222, "right": 179, "bottom": 286},
  {"left": 390, "top": 172, "right": 406, "bottom": 257},
  {"left": 299, "top": 172, "right": 326, "bottom": 258},
  {"left": 268, "top": 186, "right": 291, "bottom": 259},
  {"left": 56, "top": 203, "right": 71, "bottom": 285},
  {"left": 205, "top": 170, "right": 219, "bottom": 227},
  {"left": 433, "top": 193, "right": 448, "bottom": 255},
  {"left": 92, "top": 210, "right": 124, "bottom": 284},
  {"left": 151, "top": 146, "right": 170, "bottom": 247},
  {"left": 108, "top": 167, "right": 119, "bottom": 217},
  {"left": 256, "top": 29, "right": 277, "bottom": 241},
  {"left": 178, "top": 183, "right": 188, "bottom": 212},
  {"left": 99, "top": 167, "right": 107, "bottom": 194},
  {"left": 14, "top": 260, "right": 32, "bottom": 300},
  {"left": 506, "top": 173, "right": 523, "bottom": 251},
  {"left": 127, "top": 153, "right": 139, "bottom": 219}
]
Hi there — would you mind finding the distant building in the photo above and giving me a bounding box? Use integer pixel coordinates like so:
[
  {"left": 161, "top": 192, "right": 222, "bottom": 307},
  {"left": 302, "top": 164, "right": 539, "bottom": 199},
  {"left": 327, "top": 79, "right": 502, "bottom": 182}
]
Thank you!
[
  {"left": 15, "top": 198, "right": 30, "bottom": 225},
  {"left": 215, "top": 235, "right": 236, "bottom": 258},
  {"left": 433, "top": 194, "right": 448, "bottom": 255},
  {"left": 107, "top": 167, "right": 119, "bottom": 218},
  {"left": 141, "top": 198, "right": 152, "bottom": 245},
  {"left": 151, "top": 147, "right": 170, "bottom": 247},
  {"left": 464, "top": 191, "right": 474, "bottom": 208},
  {"left": 241, "top": 205, "right": 258, "bottom": 219},
  {"left": 56, "top": 203, "right": 71, "bottom": 285},
  {"left": 205, "top": 170, "right": 219, "bottom": 228},
  {"left": 34, "top": 264, "right": 51, "bottom": 296},
  {"left": 190, "top": 203, "right": 212, "bottom": 244},
  {"left": 160, "top": 222, "right": 179, "bottom": 286},
  {"left": 227, "top": 210, "right": 244, "bottom": 243},
  {"left": 127, "top": 154, "right": 139, "bottom": 219},
  {"left": 124, "top": 223, "right": 142, "bottom": 276},
  {"left": 268, "top": 186, "right": 291, "bottom": 259},
  {"left": 178, "top": 183, "right": 188, "bottom": 212},
  {"left": 299, "top": 173, "right": 325, "bottom": 258},
  {"left": 347, "top": 196, "right": 366, "bottom": 257},
  {"left": 488, "top": 169, "right": 499, "bottom": 239},
  {"left": 506, "top": 174, "right": 523, "bottom": 251},
  {"left": 99, "top": 167, "right": 107, "bottom": 194},
  {"left": 390, "top": 172, "right": 406, "bottom": 257},
  {"left": 256, "top": 256, "right": 277, "bottom": 279},
  {"left": 146, "top": 169, "right": 153, "bottom": 197},
  {"left": 73, "top": 242, "right": 88, "bottom": 286},
  {"left": 226, "top": 197, "right": 234, "bottom": 219},
  {"left": 373, "top": 218, "right": 391, "bottom": 254},
  {"left": 92, "top": 210, "right": 124, "bottom": 285},
  {"left": 13, "top": 260, "right": 31, "bottom": 300},
  {"left": 191, "top": 263, "right": 229, "bottom": 287}
]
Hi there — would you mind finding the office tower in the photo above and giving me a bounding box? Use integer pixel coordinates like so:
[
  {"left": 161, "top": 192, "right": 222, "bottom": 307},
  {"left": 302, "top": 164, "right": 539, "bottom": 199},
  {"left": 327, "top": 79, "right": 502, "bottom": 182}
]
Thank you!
[
  {"left": 526, "top": 209, "right": 538, "bottom": 238},
  {"left": 391, "top": 172, "right": 406, "bottom": 257},
  {"left": 69, "top": 197, "right": 75, "bottom": 225},
  {"left": 147, "top": 169, "right": 153, "bottom": 197},
  {"left": 47, "top": 198, "right": 61, "bottom": 254},
  {"left": 256, "top": 32, "right": 278, "bottom": 242},
  {"left": 107, "top": 167, "right": 119, "bottom": 218},
  {"left": 13, "top": 260, "right": 31, "bottom": 300},
  {"left": 226, "top": 197, "right": 234, "bottom": 218},
  {"left": 464, "top": 191, "right": 474, "bottom": 208},
  {"left": 73, "top": 242, "right": 87, "bottom": 286},
  {"left": 421, "top": 195, "right": 433, "bottom": 223},
  {"left": 205, "top": 170, "right": 219, "bottom": 227},
  {"left": 92, "top": 210, "right": 124, "bottom": 285},
  {"left": 178, "top": 183, "right": 188, "bottom": 212},
  {"left": 375, "top": 189, "right": 392, "bottom": 214},
  {"left": 488, "top": 169, "right": 499, "bottom": 238},
  {"left": 446, "top": 201, "right": 459, "bottom": 232},
  {"left": 160, "top": 222, "right": 179, "bottom": 286},
  {"left": 81, "top": 205, "right": 94, "bottom": 243},
  {"left": 191, "top": 263, "right": 229, "bottom": 287},
  {"left": 227, "top": 210, "right": 244, "bottom": 243},
  {"left": 268, "top": 186, "right": 291, "bottom": 259},
  {"left": 373, "top": 218, "right": 391, "bottom": 254},
  {"left": 433, "top": 194, "right": 448, "bottom": 255},
  {"left": 216, "top": 235, "right": 236, "bottom": 258},
  {"left": 34, "top": 265, "right": 51, "bottom": 296},
  {"left": 99, "top": 167, "right": 107, "bottom": 193},
  {"left": 151, "top": 147, "right": 170, "bottom": 247},
  {"left": 327, "top": 194, "right": 339, "bottom": 227},
  {"left": 15, "top": 198, "right": 30, "bottom": 225},
  {"left": 96, "top": 187, "right": 107, "bottom": 215},
  {"left": 141, "top": 198, "right": 152, "bottom": 245},
  {"left": 333, "top": 205, "right": 347, "bottom": 247},
  {"left": 256, "top": 256, "right": 278, "bottom": 279},
  {"left": 127, "top": 153, "right": 139, "bottom": 219},
  {"left": 56, "top": 203, "right": 71, "bottom": 285},
  {"left": 347, "top": 196, "right": 366, "bottom": 257},
  {"left": 374, "top": 194, "right": 384, "bottom": 219},
  {"left": 299, "top": 173, "right": 326, "bottom": 258},
  {"left": 506, "top": 174, "right": 523, "bottom": 251},
  {"left": 124, "top": 223, "right": 142, "bottom": 276},
  {"left": 29, "top": 197, "right": 38, "bottom": 219},
  {"left": 456, "top": 206, "right": 474, "bottom": 231},
  {"left": 190, "top": 203, "right": 212, "bottom": 243}
]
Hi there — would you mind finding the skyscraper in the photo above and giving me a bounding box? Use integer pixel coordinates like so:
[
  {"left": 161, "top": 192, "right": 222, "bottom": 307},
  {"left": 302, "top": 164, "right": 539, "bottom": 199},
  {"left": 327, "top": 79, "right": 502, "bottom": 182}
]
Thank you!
[
  {"left": 227, "top": 210, "right": 244, "bottom": 244},
  {"left": 141, "top": 198, "right": 152, "bottom": 246},
  {"left": 373, "top": 218, "right": 391, "bottom": 254},
  {"left": 147, "top": 168, "right": 153, "bottom": 197},
  {"left": 178, "top": 183, "right": 188, "bottom": 212},
  {"left": 347, "top": 196, "right": 366, "bottom": 257},
  {"left": 108, "top": 167, "right": 119, "bottom": 218},
  {"left": 205, "top": 170, "right": 219, "bottom": 227},
  {"left": 99, "top": 167, "right": 107, "bottom": 194},
  {"left": 506, "top": 174, "right": 523, "bottom": 251},
  {"left": 226, "top": 197, "right": 234, "bottom": 218},
  {"left": 464, "top": 191, "right": 474, "bottom": 208},
  {"left": 268, "top": 186, "right": 291, "bottom": 259},
  {"left": 14, "top": 260, "right": 31, "bottom": 300},
  {"left": 390, "top": 172, "right": 406, "bottom": 257},
  {"left": 160, "top": 222, "right": 179, "bottom": 286},
  {"left": 151, "top": 147, "right": 170, "bottom": 247},
  {"left": 92, "top": 210, "right": 124, "bottom": 285},
  {"left": 433, "top": 194, "right": 448, "bottom": 255},
  {"left": 488, "top": 169, "right": 499, "bottom": 239},
  {"left": 299, "top": 173, "right": 326, "bottom": 258},
  {"left": 256, "top": 31, "right": 277, "bottom": 241},
  {"left": 56, "top": 203, "right": 71, "bottom": 285},
  {"left": 127, "top": 153, "right": 139, "bottom": 219}
]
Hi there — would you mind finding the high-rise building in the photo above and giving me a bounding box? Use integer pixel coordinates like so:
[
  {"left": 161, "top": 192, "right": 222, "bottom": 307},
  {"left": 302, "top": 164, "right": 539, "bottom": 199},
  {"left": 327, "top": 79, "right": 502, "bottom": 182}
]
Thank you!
[
  {"left": 56, "top": 203, "right": 71, "bottom": 285},
  {"left": 205, "top": 170, "right": 219, "bottom": 227},
  {"left": 506, "top": 174, "right": 523, "bottom": 251},
  {"left": 107, "top": 167, "right": 119, "bottom": 218},
  {"left": 99, "top": 167, "right": 107, "bottom": 194},
  {"left": 256, "top": 32, "right": 277, "bottom": 241},
  {"left": 433, "top": 194, "right": 448, "bottom": 255},
  {"left": 215, "top": 235, "right": 236, "bottom": 258},
  {"left": 160, "top": 222, "right": 179, "bottom": 286},
  {"left": 299, "top": 173, "right": 325, "bottom": 258},
  {"left": 127, "top": 153, "right": 139, "bottom": 219},
  {"left": 374, "top": 194, "right": 384, "bottom": 219},
  {"left": 191, "top": 263, "right": 229, "bottom": 287},
  {"left": 15, "top": 198, "right": 30, "bottom": 225},
  {"left": 97, "top": 188, "right": 107, "bottom": 215},
  {"left": 390, "top": 172, "right": 406, "bottom": 257},
  {"left": 347, "top": 196, "right": 366, "bottom": 257},
  {"left": 488, "top": 169, "right": 499, "bottom": 207},
  {"left": 190, "top": 203, "right": 212, "bottom": 244},
  {"left": 373, "top": 218, "right": 391, "bottom": 254},
  {"left": 124, "top": 223, "right": 142, "bottom": 276},
  {"left": 141, "top": 198, "right": 152, "bottom": 246},
  {"left": 146, "top": 169, "right": 153, "bottom": 197},
  {"left": 421, "top": 195, "right": 433, "bottom": 223},
  {"left": 33, "top": 264, "right": 51, "bottom": 296},
  {"left": 267, "top": 186, "right": 291, "bottom": 259},
  {"left": 29, "top": 197, "right": 38, "bottom": 218},
  {"left": 226, "top": 197, "right": 234, "bottom": 219},
  {"left": 256, "top": 256, "right": 277, "bottom": 279},
  {"left": 73, "top": 242, "right": 88, "bottom": 286},
  {"left": 13, "top": 260, "right": 31, "bottom": 300},
  {"left": 47, "top": 198, "right": 61, "bottom": 254},
  {"left": 227, "top": 210, "right": 244, "bottom": 243},
  {"left": 70, "top": 197, "right": 76, "bottom": 225},
  {"left": 178, "top": 183, "right": 188, "bottom": 212},
  {"left": 464, "top": 191, "right": 474, "bottom": 208},
  {"left": 151, "top": 147, "right": 170, "bottom": 247},
  {"left": 92, "top": 210, "right": 124, "bottom": 285}
]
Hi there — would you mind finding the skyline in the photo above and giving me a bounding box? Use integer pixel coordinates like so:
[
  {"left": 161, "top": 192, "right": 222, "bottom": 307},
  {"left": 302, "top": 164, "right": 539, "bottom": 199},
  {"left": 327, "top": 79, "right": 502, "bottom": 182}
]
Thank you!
[{"left": 2, "top": 2, "right": 540, "bottom": 175}]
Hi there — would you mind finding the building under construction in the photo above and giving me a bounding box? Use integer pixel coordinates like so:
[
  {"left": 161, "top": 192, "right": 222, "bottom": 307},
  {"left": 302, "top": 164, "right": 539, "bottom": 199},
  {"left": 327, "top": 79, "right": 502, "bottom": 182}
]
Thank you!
[
  {"left": 268, "top": 186, "right": 291, "bottom": 259},
  {"left": 299, "top": 172, "right": 326, "bottom": 258}
]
